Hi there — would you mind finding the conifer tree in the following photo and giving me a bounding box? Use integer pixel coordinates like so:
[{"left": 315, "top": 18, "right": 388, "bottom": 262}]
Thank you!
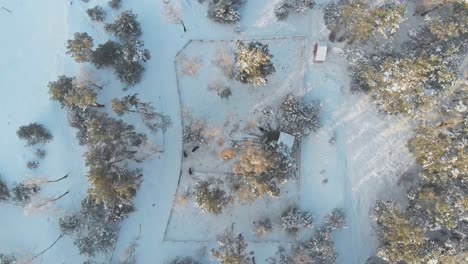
[
  {"left": 111, "top": 94, "right": 172, "bottom": 133},
  {"left": 17, "top": 123, "right": 53, "bottom": 146},
  {"left": 211, "top": 229, "right": 251, "bottom": 264},
  {"left": 207, "top": 0, "right": 246, "bottom": 24},
  {"left": 86, "top": 6, "right": 106, "bottom": 22},
  {"left": 105, "top": 10, "right": 142, "bottom": 41},
  {"left": 235, "top": 41, "right": 275, "bottom": 86},
  {"left": 108, "top": 0, "right": 122, "bottom": 10},
  {"left": 0, "top": 176, "right": 9, "bottom": 201},
  {"left": 48, "top": 75, "right": 104, "bottom": 110},
  {"left": 66, "top": 32, "right": 94, "bottom": 63},
  {"left": 91, "top": 41, "right": 121, "bottom": 68}
]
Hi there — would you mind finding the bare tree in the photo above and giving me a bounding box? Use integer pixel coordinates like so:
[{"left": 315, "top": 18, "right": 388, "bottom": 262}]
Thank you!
[
  {"left": 24, "top": 191, "right": 69, "bottom": 216},
  {"left": 213, "top": 47, "right": 235, "bottom": 78},
  {"left": 120, "top": 224, "right": 142, "bottom": 264},
  {"left": 176, "top": 54, "right": 202, "bottom": 77},
  {"left": 77, "top": 65, "right": 108, "bottom": 90},
  {"left": 162, "top": 1, "right": 187, "bottom": 32}
]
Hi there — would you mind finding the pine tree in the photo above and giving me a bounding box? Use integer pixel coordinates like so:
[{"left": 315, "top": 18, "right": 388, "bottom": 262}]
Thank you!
[
  {"left": 324, "top": 1, "right": 406, "bottom": 43},
  {"left": 59, "top": 196, "right": 119, "bottom": 257},
  {"left": 114, "top": 60, "right": 144, "bottom": 85},
  {"left": 111, "top": 94, "right": 171, "bottom": 133},
  {"left": 281, "top": 206, "right": 313, "bottom": 232},
  {"left": 91, "top": 40, "right": 121, "bottom": 68},
  {"left": 84, "top": 112, "right": 147, "bottom": 151},
  {"left": 105, "top": 10, "right": 142, "bottom": 41},
  {"left": 87, "top": 165, "right": 141, "bottom": 211},
  {"left": 274, "top": 0, "right": 315, "bottom": 21},
  {"left": 48, "top": 75, "right": 104, "bottom": 110},
  {"left": 194, "top": 179, "right": 228, "bottom": 214},
  {"left": 211, "top": 229, "right": 252, "bottom": 264},
  {"left": 0, "top": 176, "right": 9, "bottom": 201},
  {"left": 354, "top": 53, "right": 456, "bottom": 115},
  {"left": 87, "top": 6, "right": 106, "bottom": 22},
  {"left": 428, "top": 2, "right": 468, "bottom": 42},
  {"left": 373, "top": 201, "right": 433, "bottom": 263},
  {"left": 108, "top": 0, "right": 122, "bottom": 10},
  {"left": 66, "top": 32, "right": 94, "bottom": 63},
  {"left": 280, "top": 94, "right": 320, "bottom": 139},
  {"left": 207, "top": 0, "right": 245, "bottom": 24},
  {"left": 169, "top": 257, "right": 201, "bottom": 264},
  {"left": 0, "top": 254, "right": 17, "bottom": 264},
  {"left": 17, "top": 123, "right": 53, "bottom": 146},
  {"left": 121, "top": 40, "right": 151, "bottom": 63},
  {"left": 235, "top": 41, "right": 275, "bottom": 86},
  {"left": 12, "top": 182, "right": 40, "bottom": 203},
  {"left": 324, "top": 208, "right": 346, "bottom": 230}
]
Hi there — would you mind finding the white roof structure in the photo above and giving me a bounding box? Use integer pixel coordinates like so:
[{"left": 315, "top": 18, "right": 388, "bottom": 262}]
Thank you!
[
  {"left": 278, "top": 132, "right": 295, "bottom": 150},
  {"left": 314, "top": 42, "right": 328, "bottom": 62}
]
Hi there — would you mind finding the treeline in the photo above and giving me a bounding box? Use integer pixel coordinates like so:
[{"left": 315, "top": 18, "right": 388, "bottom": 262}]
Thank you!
[{"left": 324, "top": 1, "right": 467, "bottom": 263}]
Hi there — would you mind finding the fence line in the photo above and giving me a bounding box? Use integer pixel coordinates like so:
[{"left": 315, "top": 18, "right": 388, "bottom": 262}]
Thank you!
[{"left": 163, "top": 36, "right": 308, "bottom": 244}]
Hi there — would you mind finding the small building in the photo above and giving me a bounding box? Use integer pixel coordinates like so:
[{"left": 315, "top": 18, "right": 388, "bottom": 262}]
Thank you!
[
  {"left": 314, "top": 42, "right": 327, "bottom": 62},
  {"left": 277, "top": 132, "right": 295, "bottom": 151}
]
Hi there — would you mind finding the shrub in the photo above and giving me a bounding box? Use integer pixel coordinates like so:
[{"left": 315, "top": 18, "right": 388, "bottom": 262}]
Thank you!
[
  {"left": 218, "top": 87, "right": 232, "bottom": 99},
  {"left": 35, "top": 148, "right": 47, "bottom": 159},
  {"left": 182, "top": 121, "right": 206, "bottom": 144},
  {"left": 27, "top": 161, "right": 39, "bottom": 170},
  {"left": 252, "top": 217, "right": 272, "bottom": 236}
]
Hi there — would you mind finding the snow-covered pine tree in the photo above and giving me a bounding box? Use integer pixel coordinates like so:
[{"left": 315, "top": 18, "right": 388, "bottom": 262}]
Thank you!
[
  {"left": 211, "top": 229, "right": 252, "bottom": 264},
  {"left": 86, "top": 6, "right": 106, "bottom": 22},
  {"left": 66, "top": 32, "right": 94, "bottom": 63},
  {"left": 281, "top": 206, "right": 313, "bottom": 232},
  {"left": 207, "top": 0, "right": 246, "bottom": 24},
  {"left": 235, "top": 41, "right": 275, "bottom": 86},
  {"left": 274, "top": 0, "right": 315, "bottom": 21},
  {"left": 17, "top": 123, "right": 53, "bottom": 146}
]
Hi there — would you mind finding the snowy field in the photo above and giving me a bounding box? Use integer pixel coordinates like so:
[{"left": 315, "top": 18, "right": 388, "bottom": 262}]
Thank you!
[{"left": 0, "top": 0, "right": 415, "bottom": 263}]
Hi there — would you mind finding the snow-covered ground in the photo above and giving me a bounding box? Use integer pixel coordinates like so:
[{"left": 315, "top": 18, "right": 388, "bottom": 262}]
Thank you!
[{"left": 0, "top": 0, "right": 415, "bottom": 263}]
